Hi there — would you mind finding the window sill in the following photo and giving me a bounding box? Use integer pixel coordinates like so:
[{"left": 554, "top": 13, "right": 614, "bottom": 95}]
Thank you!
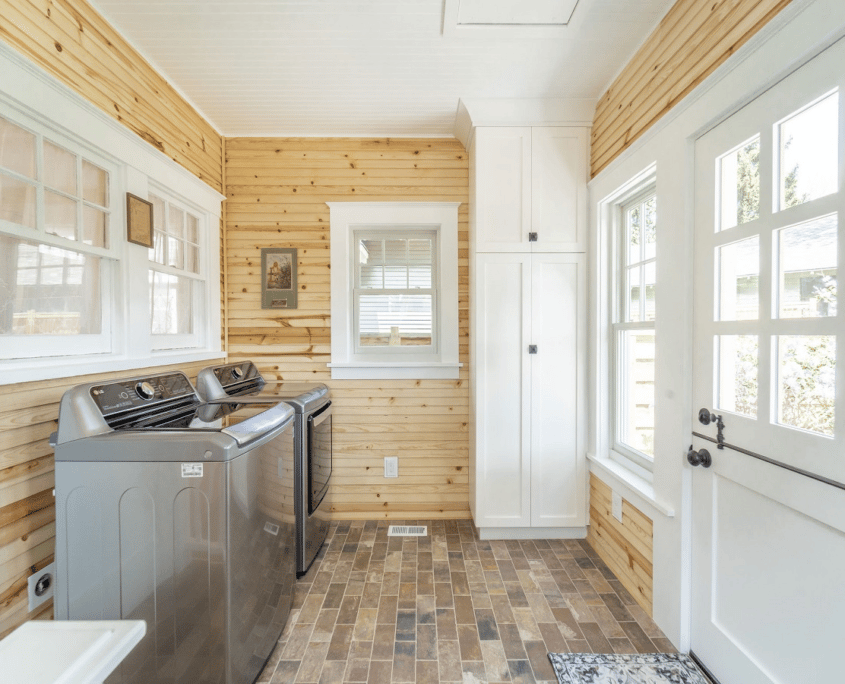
[
  {"left": 0, "top": 349, "right": 225, "bottom": 386},
  {"left": 328, "top": 361, "right": 463, "bottom": 380},
  {"left": 587, "top": 452, "right": 675, "bottom": 518}
]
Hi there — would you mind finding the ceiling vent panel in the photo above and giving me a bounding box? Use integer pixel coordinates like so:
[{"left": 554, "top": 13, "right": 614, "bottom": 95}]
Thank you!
[{"left": 455, "top": 0, "right": 579, "bottom": 26}]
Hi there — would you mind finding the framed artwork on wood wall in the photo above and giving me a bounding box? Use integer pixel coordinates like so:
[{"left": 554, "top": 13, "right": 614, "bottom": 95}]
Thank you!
[
  {"left": 126, "top": 193, "right": 154, "bottom": 248},
  {"left": 261, "top": 247, "right": 298, "bottom": 309}
]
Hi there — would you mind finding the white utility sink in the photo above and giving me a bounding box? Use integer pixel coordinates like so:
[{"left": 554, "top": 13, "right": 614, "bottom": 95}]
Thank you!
[{"left": 0, "top": 620, "right": 145, "bottom": 684}]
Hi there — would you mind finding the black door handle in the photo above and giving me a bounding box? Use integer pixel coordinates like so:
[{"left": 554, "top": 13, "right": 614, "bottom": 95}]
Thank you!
[{"left": 687, "top": 445, "right": 712, "bottom": 468}]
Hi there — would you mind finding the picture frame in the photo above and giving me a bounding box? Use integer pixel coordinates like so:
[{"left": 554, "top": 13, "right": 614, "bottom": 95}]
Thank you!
[
  {"left": 261, "top": 247, "right": 298, "bottom": 309},
  {"left": 126, "top": 193, "right": 154, "bottom": 248}
]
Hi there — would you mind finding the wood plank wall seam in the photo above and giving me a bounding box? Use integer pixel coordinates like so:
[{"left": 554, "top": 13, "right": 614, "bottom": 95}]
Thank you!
[
  {"left": 0, "top": 0, "right": 223, "bottom": 192},
  {"left": 0, "top": 0, "right": 226, "bottom": 639},
  {"left": 590, "top": 0, "right": 793, "bottom": 177},
  {"left": 223, "top": 137, "right": 471, "bottom": 521},
  {"left": 586, "top": 474, "right": 654, "bottom": 616}
]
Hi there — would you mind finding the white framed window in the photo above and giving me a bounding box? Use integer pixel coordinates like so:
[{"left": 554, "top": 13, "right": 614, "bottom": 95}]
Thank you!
[
  {"left": 0, "top": 43, "right": 223, "bottom": 384},
  {"left": 328, "top": 202, "right": 461, "bottom": 379},
  {"left": 611, "top": 184, "right": 656, "bottom": 473},
  {"left": 148, "top": 191, "right": 204, "bottom": 350},
  {"left": 0, "top": 114, "right": 119, "bottom": 360}
]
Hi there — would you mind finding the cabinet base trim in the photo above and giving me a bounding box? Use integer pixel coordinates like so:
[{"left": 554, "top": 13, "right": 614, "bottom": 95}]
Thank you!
[{"left": 474, "top": 525, "right": 587, "bottom": 540}]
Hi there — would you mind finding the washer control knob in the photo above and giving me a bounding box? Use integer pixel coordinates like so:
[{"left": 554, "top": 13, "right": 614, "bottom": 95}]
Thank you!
[
  {"left": 231, "top": 366, "right": 244, "bottom": 380},
  {"left": 136, "top": 381, "right": 156, "bottom": 400}
]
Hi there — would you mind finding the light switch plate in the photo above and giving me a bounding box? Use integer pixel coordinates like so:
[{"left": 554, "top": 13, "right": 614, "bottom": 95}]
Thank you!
[
  {"left": 384, "top": 456, "right": 398, "bottom": 478},
  {"left": 612, "top": 491, "right": 623, "bottom": 523}
]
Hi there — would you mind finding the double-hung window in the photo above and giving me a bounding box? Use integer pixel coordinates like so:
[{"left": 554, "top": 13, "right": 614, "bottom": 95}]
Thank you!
[
  {"left": 0, "top": 114, "right": 117, "bottom": 360},
  {"left": 149, "top": 191, "right": 204, "bottom": 349},
  {"left": 328, "top": 202, "right": 460, "bottom": 379},
  {"left": 0, "top": 44, "right": 223, "bottom": 384},
  {"left": 613, "top": 188, "right": 656, "bottom": 471}
]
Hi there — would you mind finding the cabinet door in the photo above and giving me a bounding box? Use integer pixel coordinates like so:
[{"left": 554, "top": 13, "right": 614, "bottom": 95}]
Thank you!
[
  {"left": 530, "top": 253, "right": 586, "bottom": 527},
  {"left": 474, "top": 253, "right": 532, "bottom": 527},
  {"left": 474, "top": 127, "right": 532, "bottom": 252},
  {"left": 531, "top": 127, "right": 587, "bottom": 252}
]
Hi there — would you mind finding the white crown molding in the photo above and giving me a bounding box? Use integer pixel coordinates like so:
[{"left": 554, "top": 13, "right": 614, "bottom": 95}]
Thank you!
[{"left": 454, "top": 97, "right": 595, "bottom": 148}]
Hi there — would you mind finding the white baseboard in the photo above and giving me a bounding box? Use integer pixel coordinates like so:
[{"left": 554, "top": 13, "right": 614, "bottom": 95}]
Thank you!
[{"left": 475, "top": 525, "right": 588, "bottom": 541}]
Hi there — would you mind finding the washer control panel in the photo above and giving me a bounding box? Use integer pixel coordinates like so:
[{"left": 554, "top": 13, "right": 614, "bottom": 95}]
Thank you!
[{"left": 90, "top": 373, "right": 196, "bottom": 416}]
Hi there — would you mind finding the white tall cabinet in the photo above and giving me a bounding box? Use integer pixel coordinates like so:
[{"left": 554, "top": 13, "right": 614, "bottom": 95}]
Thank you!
[{"left": 469, "top": 124, "right": 588, "bottom": 539}]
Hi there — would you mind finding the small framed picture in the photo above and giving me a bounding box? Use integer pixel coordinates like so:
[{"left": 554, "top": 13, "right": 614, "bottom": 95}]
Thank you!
[
  {"left": 261, "top": 247, "right": 298, "bottom": 309},
  {"left": 126, "top": 193, "right": 153, "bottom": 248}
]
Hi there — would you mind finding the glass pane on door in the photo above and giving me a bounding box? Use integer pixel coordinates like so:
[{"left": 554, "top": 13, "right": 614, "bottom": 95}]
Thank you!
[
  {"left": 717, "top": 335, "right": 758, "bottom": 418},
  {"left": 778, "top": 91, "right": 838, "bottom": 210},
  {"left": 777, "top": 335, "right": 835, "bottom": 436},
  {"left": 719, "top": 137, "right": 760, "bottom": 231},
  {"left": 777, "top": 214, "right": 837, "bottom": 318},
  {"left": 718, "top": 236, "right": 759, "bottom": 321}
]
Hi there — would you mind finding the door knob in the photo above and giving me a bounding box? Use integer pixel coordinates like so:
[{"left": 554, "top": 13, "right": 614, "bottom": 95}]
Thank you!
[{"left": 687, "top": 445, "right": 712, "bottom": 468}]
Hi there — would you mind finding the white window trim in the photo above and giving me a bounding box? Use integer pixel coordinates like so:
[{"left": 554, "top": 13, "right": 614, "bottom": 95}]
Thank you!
[
  {"left": 148, "top": 187, "right": 207, "bottom": 351},
  {"left": 328, "top": 202, "right": 461, "bottom": 380},
  {"left": 612, "top": 187, "right": 657, "bottom": 473},
  {"left": 0, "top": 41, "right": 224, "bottom": 385},
  {"left": 594, "top": 164, "right": 657, "bottom": 481}
]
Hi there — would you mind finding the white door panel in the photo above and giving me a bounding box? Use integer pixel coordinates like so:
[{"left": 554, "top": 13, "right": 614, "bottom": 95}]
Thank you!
[
  {"left": 530, "top": 254, "right": 586, "bottom": 526},
  {"left": 531, "top": 128, "right": 587, "bottom": 252},
  {"left": 474, "top": 128, "right": 532, "bottom": 252},
  {"left": 475, "top": 253, "right": 531, "bottom": 526},
  {"left": 692, "top": 36, "right": 845, "bottom": 684}
]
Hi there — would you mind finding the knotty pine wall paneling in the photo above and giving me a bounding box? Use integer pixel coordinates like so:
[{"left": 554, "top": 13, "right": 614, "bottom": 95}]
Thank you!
[
  {"left": 586, "top": 474, "right": 654, "bottom": 616},
  {"left": 0, "top": 0, "right": 225, "bottom": 638},
  {"left": 0, "top": 0, "right": 223, "bottom": 192},
  {"left": 224, "top": 138, "right": 470, "bottom": 520},
  {"left": 591, "top": 0, "right": 792, "bottom": 177},
  {"left": 0, "top": 359, "right": 224, "bottom": 638}
]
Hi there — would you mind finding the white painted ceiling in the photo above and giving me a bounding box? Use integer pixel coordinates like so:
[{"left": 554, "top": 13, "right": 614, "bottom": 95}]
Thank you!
[{"left": 88, "top": 0, "right": 675, "bottom": 137}]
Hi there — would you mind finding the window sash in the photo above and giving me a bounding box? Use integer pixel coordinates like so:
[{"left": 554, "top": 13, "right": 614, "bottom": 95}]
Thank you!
[
  {"left": 613, "top": 188, "right": 657, "bottom": 468},
  {"left": 353, "top": 229, "right": 438, "bottom": 356}
]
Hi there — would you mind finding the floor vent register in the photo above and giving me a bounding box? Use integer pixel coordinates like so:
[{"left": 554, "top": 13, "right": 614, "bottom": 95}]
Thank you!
[{"left": 387, "top": 525, "right": 427, "bottom": 536}]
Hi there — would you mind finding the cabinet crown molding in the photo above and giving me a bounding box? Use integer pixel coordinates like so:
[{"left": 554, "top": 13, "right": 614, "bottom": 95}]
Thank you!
[{"left": 455, "top": 98, "right": 595, "bottom": 149}]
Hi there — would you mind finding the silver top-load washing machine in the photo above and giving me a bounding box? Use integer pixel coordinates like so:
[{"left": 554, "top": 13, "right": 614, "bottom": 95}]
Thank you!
[
  {"left": 196, "top": 361, "right": 331, "bottom": 577},
  {"left": 51, "top": 371, "right": 296, "bottom": 684}
]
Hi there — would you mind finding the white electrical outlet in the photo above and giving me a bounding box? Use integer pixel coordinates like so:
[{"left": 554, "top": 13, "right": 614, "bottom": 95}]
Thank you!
[
  {"left": 28, "top": 562, "right": 55, "bottom": 612},
  {"left": 612, "top": 491, "right": 623, "bottom": 523},
  {"left": 384, "top": 456, "right": 398, "bottom": 478}
]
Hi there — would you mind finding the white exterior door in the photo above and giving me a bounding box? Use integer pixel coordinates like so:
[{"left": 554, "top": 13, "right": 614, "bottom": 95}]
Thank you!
[
  {"left": 691, "top": 37, "right": 845, "bottom": 683},
  {"left": 530, "top": 253, "right": 585, "bottom": 527}
]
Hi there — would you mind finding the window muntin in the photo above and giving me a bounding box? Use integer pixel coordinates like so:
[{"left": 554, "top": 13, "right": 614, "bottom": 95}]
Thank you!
[
  {"left": 354, "top": 231, "right": 436, "bottom": 352},
  {"left": 613, "top": 189, "right": 657, "bottom": 466},
  {"left": 711, "top": 89, "right": 840, "bottom": 437},
  {"left": 0, "top": 113, "right": 114, "bottom": 358},
  {"left": 148, "top": 192, "right": 203, "bottom": 348}
]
